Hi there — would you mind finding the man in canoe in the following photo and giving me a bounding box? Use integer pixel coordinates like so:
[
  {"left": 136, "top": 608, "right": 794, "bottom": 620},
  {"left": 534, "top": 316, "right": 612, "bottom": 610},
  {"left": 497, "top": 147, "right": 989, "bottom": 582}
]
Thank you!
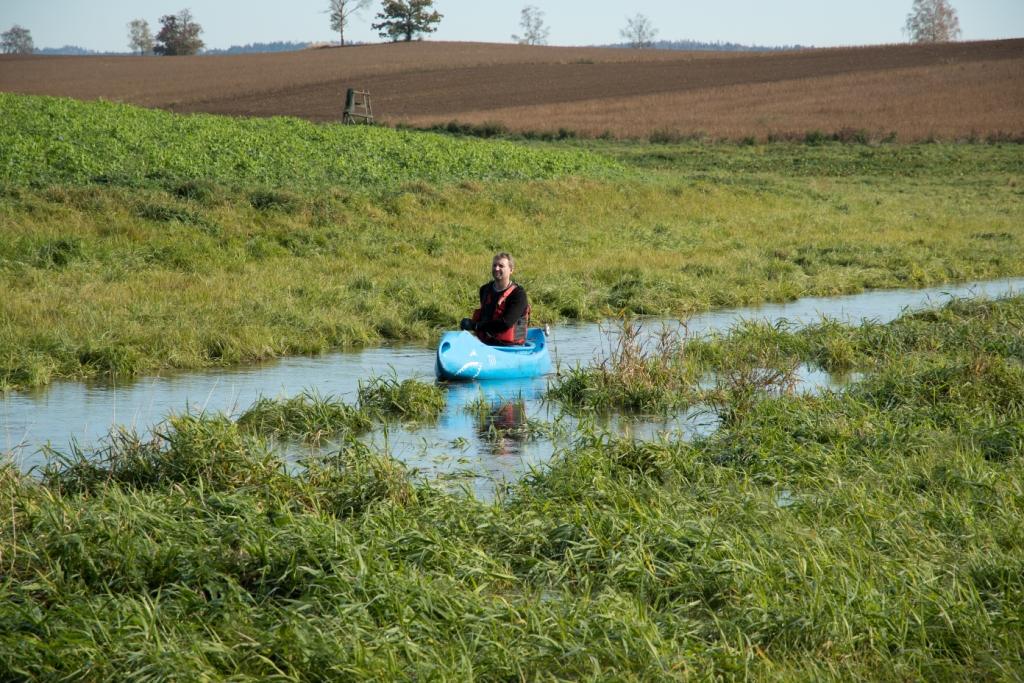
[{"left": 460, "top": 251, "right": 530, "bottom": 346}]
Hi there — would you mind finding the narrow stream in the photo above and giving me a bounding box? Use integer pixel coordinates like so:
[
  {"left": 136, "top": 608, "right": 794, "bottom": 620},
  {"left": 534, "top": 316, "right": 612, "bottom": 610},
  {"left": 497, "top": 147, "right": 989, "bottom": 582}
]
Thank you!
[{"left": 3, "top": 278, "right": 1023, "bottom": 495}]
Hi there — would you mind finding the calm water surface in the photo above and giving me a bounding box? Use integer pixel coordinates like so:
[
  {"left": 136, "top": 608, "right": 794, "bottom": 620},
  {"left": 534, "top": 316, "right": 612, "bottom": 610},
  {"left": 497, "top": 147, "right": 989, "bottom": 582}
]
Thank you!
[{"left": 4, "top": 278, "right": 1023, "bottom": 494}]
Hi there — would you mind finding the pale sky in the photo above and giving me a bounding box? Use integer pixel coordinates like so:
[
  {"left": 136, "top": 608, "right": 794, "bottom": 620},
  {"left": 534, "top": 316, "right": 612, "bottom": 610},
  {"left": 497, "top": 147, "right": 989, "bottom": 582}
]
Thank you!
[{"left": 2, "top": 0, "right": 1022, "bottom": 52}]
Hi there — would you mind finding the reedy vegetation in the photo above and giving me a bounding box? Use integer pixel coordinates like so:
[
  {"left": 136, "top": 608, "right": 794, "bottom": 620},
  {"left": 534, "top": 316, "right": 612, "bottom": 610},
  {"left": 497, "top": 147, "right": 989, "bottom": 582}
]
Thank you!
[
  {"left": 2, "top": 296, "right": 1022, "bottom": 679},
  {"left": 1, "top": 95, "right": 1023, "bottom": 389},
  {"left": 547, "top": 295, "right": 1024, "bottom": 422},
  {"left": 547, "top": 318, "right": 705, "bottom": 413}
]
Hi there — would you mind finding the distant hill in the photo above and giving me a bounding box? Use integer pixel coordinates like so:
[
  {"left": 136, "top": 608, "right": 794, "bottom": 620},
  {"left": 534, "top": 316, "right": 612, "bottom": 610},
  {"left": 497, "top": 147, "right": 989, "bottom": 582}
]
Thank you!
[
  {"left": 36, "top": 45, "right": 119, "bottom": 56},
  {"left": 32, "top": 39, "right": 801, "bottom": 57},
  {"left": 203, "top": 41, "right": 312, "bottom": 55},
  {"left": 600, "top": 39, "right": 810, "bottom": 52},
  {"left": 33, "top": 39, "right": 799, "bottom": 57},
  {"left": 34, "top": 41, "right": 313, "bottom": 56}
]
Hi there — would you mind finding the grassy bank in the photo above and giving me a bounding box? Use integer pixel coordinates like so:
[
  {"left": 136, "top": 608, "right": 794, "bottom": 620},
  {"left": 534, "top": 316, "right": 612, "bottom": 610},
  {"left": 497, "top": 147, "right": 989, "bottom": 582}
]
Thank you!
[
  {"left": 2, "top": 296, "right": 1021, "bottom": 679},
  {"left": 1, "top": 94, "right": 1023, "bottom": 389}
]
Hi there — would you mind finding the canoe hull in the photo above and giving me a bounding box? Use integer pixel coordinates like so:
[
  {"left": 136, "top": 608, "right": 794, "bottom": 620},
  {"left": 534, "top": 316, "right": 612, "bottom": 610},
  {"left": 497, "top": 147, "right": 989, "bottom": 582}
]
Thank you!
[{"left": 435, "top": 328, "right": 552, "bottom": 381}]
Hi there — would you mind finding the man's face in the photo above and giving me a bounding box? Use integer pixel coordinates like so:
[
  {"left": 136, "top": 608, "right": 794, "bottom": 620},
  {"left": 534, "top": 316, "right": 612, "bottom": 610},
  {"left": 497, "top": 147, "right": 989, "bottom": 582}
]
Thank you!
[{"left": 492, "top": 257, "right": 513, "bottom": 285}]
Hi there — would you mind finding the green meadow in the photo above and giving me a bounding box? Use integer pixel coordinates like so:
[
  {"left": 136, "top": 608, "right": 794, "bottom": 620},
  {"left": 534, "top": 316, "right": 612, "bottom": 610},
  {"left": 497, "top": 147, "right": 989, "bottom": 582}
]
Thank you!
[
  {"left": 1, "top": 92, "right": 1024, "bottom": 679},
  {"left": 1, "top": 94, "right": 1022, "bottom": 389}
]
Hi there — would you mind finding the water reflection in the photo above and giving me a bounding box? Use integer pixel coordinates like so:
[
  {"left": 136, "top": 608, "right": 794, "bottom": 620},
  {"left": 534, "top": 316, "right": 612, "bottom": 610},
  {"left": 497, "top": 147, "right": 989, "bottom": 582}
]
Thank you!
[
  {"left": 3, "top": 278, "right": 1024, "bottom": 491},
  {"left": 356, "top": 378, "right": 559, "bottom": 498},
  {"left": 472, "top": 398, "right": 529, "bottom": 456}
]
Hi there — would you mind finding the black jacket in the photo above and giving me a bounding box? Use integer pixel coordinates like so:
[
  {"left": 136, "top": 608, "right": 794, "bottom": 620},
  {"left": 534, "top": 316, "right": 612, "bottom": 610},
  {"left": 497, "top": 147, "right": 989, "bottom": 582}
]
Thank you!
[{"left": 476, "top": 282, "right": 528, "bottom": 341}]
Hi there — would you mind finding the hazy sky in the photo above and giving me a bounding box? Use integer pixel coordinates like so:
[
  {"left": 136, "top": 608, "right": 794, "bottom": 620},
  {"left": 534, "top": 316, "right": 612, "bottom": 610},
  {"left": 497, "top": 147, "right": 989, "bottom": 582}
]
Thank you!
[{"left": 3, "top": 0, "right": 1023, "bottom": 52}]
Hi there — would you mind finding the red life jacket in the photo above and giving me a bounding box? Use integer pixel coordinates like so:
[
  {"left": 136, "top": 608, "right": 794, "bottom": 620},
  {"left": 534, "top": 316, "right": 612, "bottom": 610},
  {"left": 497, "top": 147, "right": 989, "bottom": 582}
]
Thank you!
[{"left": 472, "top": 283, "right": 530, "bottom": 345}]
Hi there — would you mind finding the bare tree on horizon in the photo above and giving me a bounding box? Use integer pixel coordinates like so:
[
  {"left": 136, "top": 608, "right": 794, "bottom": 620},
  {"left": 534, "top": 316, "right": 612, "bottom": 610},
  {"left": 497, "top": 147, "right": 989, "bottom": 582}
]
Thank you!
[
  {"left": 621, "top": 13, "right": 658, "bottom": 49},
  {"left": 905, "top": 0, "right": 962, "bottom": 43},
  {"left": 512, "top": 6, "right": 550, "bottom": 46},
  {"left": 328, "top": 0, "right": 372, "bottom": 46}
]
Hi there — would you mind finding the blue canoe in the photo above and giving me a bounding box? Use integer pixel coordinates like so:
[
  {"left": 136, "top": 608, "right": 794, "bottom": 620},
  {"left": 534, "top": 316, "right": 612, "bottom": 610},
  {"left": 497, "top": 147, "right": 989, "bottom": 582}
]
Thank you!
[{"left": 435, "top": 328, "right": 552, "bottom": 381}]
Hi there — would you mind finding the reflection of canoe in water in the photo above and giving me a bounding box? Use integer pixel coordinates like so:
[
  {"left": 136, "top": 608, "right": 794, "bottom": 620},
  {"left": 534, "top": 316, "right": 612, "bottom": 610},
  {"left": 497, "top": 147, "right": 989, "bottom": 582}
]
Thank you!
[{"left": 435, "top": 328, "right": 552, "bottom": 381}]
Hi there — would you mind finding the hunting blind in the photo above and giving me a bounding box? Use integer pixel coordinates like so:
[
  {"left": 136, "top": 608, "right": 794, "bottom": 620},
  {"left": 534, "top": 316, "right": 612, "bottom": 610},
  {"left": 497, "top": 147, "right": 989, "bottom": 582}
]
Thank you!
[{"left": 343, "top": 88, "right": 373, "bottom": 124}]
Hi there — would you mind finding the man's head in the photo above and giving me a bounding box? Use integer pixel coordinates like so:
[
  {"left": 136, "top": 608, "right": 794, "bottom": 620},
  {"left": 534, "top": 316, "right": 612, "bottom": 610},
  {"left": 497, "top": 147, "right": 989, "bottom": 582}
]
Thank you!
[{"left": 492, "top": 252, "right": 514, "bottom": 289}]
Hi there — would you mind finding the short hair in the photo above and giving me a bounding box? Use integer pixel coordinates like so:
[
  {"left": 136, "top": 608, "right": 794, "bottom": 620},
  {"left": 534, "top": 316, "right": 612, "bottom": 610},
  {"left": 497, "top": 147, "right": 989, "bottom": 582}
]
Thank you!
[{"left": 493, "top": 251, "right": 515, "bottom": 269}]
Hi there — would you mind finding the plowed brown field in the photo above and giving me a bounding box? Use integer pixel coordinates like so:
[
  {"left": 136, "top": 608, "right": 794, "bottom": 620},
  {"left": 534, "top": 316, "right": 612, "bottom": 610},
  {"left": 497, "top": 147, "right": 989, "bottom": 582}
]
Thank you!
[{"left": 2, "top": 39, "right": 1022, "bottom": 140}]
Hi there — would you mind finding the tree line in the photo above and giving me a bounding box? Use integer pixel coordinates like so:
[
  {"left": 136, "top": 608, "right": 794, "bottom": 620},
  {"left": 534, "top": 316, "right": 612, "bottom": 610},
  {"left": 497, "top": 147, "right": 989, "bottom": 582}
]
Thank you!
[
  {"left": 2, "top": 0, "right": 965, "bottom": 57},
  {"left": 508, "top": 1, "right": 962, "bottom": 49}
]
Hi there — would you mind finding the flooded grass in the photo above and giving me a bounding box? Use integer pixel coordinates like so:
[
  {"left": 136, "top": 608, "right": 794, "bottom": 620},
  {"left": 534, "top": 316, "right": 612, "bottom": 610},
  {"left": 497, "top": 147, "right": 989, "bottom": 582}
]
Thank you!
[
  {"left": 38, "top": 414, "right": 286, "bottom": 496},
  {"left": 547, "top": 317, "right": 801, "bottom": 420},
  {"left": 3, "top": 295, "right": 1022, "bottom": 679},
  {"left": 547, "top": 318, "right": 703, "bottom": 413},
  {"left": 357, "top": 374, "right": 447, "bottom": 423},
  {"left": 236, "top": 390, "right": 371, "bottom": 444},
  {"left": 558, "top": 293, "right": 1024, "bottom": 419}
]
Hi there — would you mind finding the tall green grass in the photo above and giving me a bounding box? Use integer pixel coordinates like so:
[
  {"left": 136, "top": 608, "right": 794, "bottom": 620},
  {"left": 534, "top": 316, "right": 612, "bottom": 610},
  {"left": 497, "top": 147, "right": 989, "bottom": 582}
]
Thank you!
[{"left": 3, "top": 295, "right": 1022, "bottom": 679}]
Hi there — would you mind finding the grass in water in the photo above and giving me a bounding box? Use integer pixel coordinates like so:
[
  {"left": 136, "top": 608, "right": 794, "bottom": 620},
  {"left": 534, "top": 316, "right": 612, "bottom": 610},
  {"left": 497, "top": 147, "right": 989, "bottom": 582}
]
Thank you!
[
  {"left": 357, "top": 374, "right": 447, "bottom": 422},
  {"left": 550, "top": 295, "right": 1023, "bottom": 422},
  {"left": 547, "top": 317, "right": 799, "bottom": 419},
  {"left": 547, "top": 318, "right": 702, "bottom": 413},
  {"left": 39, "top": 413, "right": 285, "bottom": 495},
  {"left": 236, "top": 390, "right": 371, "bottom": 444}
]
